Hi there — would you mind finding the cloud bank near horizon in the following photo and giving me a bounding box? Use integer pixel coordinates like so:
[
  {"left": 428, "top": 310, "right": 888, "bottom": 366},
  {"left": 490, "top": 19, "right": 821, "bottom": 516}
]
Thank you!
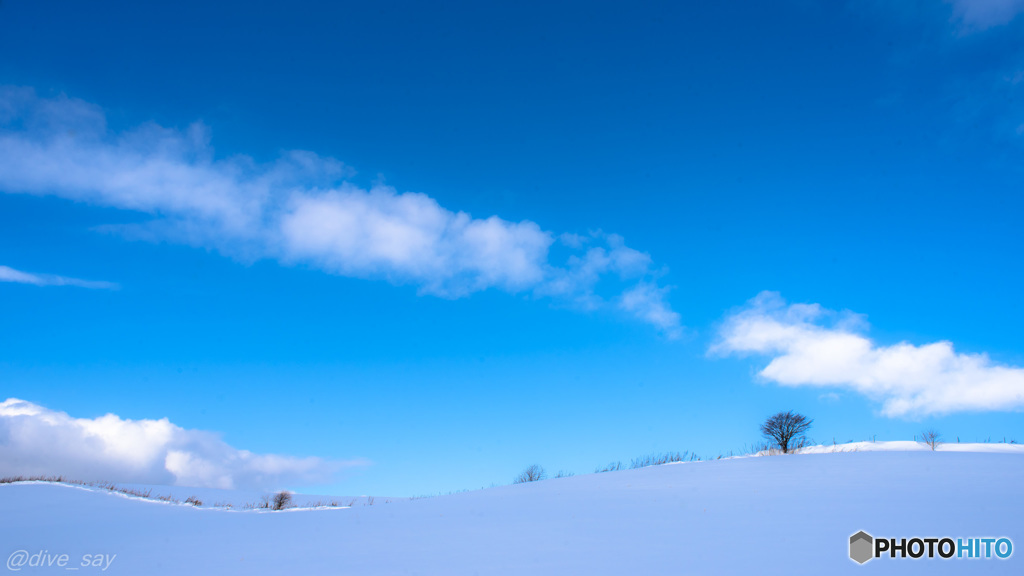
[
  {"left": 0, "top": 264, "right": 117, "bottom": 290},
  {"left": 0, "top": 398, "right": 354, "bottom": 490},
  {"left": 0, "top": 87, "right": 680, "bottom": 336},
  {"left": 713, "top": 292, "right": 1024, "bottom": 417}
]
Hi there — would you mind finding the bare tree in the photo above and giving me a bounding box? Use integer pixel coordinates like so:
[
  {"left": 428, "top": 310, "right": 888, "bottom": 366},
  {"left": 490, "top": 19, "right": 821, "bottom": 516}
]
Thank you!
[
  {"left": 920, "top": 429, "right": 942, "bottom": 451},
  {"left": 760, "top": 411, "right": 813, "bottom": 454},
  {"left": 272, "top": 490, "right": 293, "bottom": 510},
  {"left": 513, "top": 464, "right": 546, "bottom": 484}
]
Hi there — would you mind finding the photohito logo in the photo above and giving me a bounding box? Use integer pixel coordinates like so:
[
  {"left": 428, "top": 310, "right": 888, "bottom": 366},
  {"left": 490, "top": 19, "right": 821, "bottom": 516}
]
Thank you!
[{"left": 849, "top": 531, "right": 1013, "bottom": 564}]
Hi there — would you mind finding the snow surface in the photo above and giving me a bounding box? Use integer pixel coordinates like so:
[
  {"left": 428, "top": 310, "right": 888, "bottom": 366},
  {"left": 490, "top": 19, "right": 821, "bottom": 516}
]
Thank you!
[
  {"left": 790, "top": 440, "right": 1024, "bottom": 455},
  {"left": 2, "top": 443, "right": 1022, "bottom": 575}
]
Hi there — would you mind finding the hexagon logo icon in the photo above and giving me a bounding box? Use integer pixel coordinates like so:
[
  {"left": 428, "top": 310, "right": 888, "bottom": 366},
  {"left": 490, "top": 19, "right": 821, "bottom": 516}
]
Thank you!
[{"left": 850, "top": 531, "right": 873, "bottom": 564}]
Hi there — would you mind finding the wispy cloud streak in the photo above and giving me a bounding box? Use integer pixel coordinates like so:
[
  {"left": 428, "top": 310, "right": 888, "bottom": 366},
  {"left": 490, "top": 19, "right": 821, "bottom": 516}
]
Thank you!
[
  {"left": 0, "top": 87, "right": 679, "bottom": 334},
  {"left": 0, "top": 264, "right": 117, "bottom": 289},
  {"left": 948, "top": 0, "right": 1024, "bottom": 32}
]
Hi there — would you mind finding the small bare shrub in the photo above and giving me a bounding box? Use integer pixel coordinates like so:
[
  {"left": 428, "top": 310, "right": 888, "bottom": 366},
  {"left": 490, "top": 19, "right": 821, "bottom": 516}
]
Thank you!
[
  {"left": 554, "top": 470, "right": 575, "bottom": 478},
  {"left": 629, "top": 451, "right": 699, "bottom": 469},
  {"left": 513, "top": 464, "right": 547, "bottom": 483},
  {"left": 747, "top": 440, "right": 782, "bottom": 456},
  {"left": 109, "top": 486, "right": 152, "bottom": 499},
  {"left": 185, "top": 495, "right": 203, "bottom": 507},
  {"left": 272, "top": 491, "right": 293, "bottom": 510},
  {"left": 595, "top": 461, "right": 623, "bottom": 473},
  {"left": 0, "top": 475, "right": 67, "bottom": 484},
  {"left": 920, "top": 429, "right": 942, "bottom": 451}
]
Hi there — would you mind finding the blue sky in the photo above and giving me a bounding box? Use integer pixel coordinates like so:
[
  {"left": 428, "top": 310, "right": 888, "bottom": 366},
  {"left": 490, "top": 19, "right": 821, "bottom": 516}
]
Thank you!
[{"left": 1, "top": 0, "right": 1023, "bottom": 496}]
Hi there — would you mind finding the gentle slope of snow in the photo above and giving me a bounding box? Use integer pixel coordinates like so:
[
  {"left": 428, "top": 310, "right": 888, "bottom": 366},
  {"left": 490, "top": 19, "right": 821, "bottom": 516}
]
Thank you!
[{"left": 2, "top": 447, "right": 1022, "bottom": 574}]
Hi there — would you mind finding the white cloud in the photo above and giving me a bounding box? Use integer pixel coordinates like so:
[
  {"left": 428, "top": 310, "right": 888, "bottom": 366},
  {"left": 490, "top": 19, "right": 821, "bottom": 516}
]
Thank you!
[
  {"left": 537, "top": 232, "right": 678, "bottom": 328},
  {"left": 0, "top": 87, "right": 680, "bottom": 334},
  {"left": 0, "top": 398, "right": 353, "bottom": 490},
  {"left": 712, "top": 292, "right": 1024, "bottom": 417},
  {"left": 948, "top": 0, "right": 1024, "bottom": 32},
  {"left": 278, "top": 186, "right": 551, "bottom": 296},
  {"left": 0, "top": 264, "right": 117, "bottom": 290},
  {"left": 619, "top": 282, "right": 682, "bottom": 339}
]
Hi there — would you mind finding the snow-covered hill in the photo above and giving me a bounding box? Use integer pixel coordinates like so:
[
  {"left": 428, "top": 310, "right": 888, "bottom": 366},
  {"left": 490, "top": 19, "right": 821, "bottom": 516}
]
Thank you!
[{"left": 2, "top": 444, "right": 1021, "bottom": 575}]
